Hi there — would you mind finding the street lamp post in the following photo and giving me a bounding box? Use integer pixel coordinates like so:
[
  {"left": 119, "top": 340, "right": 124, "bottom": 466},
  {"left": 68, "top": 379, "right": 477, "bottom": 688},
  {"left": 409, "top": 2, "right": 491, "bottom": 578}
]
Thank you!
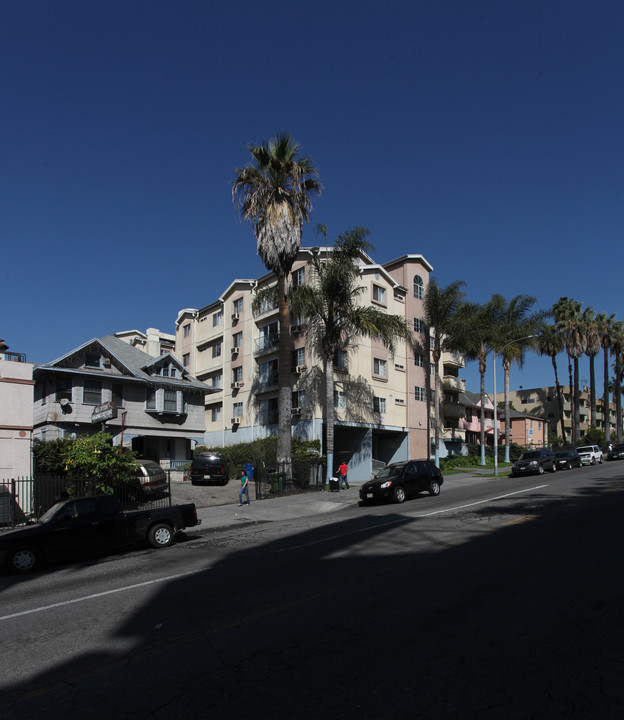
[{"left": 493, "top": 335, "right": 538, "bottom": 477}]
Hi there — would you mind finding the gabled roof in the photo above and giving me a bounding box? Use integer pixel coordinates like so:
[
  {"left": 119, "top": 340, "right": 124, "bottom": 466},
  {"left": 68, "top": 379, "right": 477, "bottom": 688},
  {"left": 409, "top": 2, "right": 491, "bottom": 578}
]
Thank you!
[
  {"left": 459, "top": 390, "right": 494, "bottom": 408},
  {"left": 36, "top": 335, "right": 211, "bottom": 393}
]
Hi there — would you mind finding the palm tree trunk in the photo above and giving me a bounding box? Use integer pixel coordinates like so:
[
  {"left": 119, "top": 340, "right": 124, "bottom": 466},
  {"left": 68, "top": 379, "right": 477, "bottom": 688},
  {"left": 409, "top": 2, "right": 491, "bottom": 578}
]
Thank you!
[
  {"left": 603, "top": 347, "right": 610, "bottom": 443},
  {"left": 567, "top": 352, "right": 574, "bottom": 443},
  {"left": 589, "top": 355, "right": 596, "bottom": 427},
  {"left": 503, "top": 358, "right": 511, "bottom": 463},
  {"left": 433, "top": 355, "right": 440, "bottom": 467},
  {"left": 573, "top": 356, "right": 581, "bottom": 444},
  {"left": 325, "top": 356, "right": 335, "bottom": 484},
  {"left": 551, "top": 355, "right": 566, "bottom": 442},
  {"left": 479, "top": 355, "right": 486, "bottom": 465},
  {"left": 616, "top": 355, "right": 622, "bottom": 444},
  {"left": 277, "top": 274, "right": 292, "bottom": 480}
]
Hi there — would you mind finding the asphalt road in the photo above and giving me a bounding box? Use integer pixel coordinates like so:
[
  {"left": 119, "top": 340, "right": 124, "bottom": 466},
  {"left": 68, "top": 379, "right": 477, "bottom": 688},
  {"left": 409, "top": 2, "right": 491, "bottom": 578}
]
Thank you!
[{"left": 1, "top": 461, "right": 624, "bottom": 719}]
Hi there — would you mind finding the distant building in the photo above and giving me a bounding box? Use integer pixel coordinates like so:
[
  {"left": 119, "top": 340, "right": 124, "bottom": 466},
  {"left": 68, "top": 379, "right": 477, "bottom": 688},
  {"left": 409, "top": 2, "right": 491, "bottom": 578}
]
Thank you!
[
  {"left": 33, "top": 335, "right": 213, "bottom": 465},
  {"left": 114, "top": 328, "right": 175, "bottom": 358},
  {"left": 0, "top": 341, "right": 35, "bottom": 479},
  {"left": 498, "top": 407, "right": 549, "bottom": 448}
]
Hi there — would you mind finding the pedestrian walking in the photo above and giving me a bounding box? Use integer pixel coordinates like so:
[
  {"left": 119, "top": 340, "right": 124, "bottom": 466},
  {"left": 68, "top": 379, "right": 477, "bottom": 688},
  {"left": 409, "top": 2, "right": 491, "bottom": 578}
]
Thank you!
[
  {"left": 337, "top": 461, "right": 349, "bottom": 490},
  {"left": 238, "top": 470, "right": 250, "bottom": 506}
]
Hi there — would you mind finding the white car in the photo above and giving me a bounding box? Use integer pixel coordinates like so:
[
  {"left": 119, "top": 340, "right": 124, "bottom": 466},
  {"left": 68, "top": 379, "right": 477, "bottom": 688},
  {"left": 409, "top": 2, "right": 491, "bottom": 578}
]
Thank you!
[{"left": 576, "top": 445, "right": 603, "bottom": 465}]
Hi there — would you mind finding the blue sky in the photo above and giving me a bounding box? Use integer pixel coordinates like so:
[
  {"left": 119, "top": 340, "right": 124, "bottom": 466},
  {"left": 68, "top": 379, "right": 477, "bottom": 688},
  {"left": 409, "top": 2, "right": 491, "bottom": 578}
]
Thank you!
[{"left": 2, "top": 1, "right": 622, "bottom": 396}]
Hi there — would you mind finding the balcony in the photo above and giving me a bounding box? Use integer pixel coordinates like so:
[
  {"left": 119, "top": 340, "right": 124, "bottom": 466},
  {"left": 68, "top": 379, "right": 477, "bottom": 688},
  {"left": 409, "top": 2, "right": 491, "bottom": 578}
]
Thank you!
[
  {"left": 439, "top": 427, "right": 466, "bottom": 442},
  {"left": 443, "top": 401, "right": 466, "bottom": 419},
  {"left": 254, "top": 333, "right": 280, "bottom": 356},
  {"left": 442, "top": 376, "right": 465, "bottom": 393},
  {"left": 257, "top": 410, "right": 279, "bottom": 426},
  {"left": 1, "top": 351, "right": 27, "bottom": 362},
  {"left": 442, "top": 352, "right": 464, "bottom": 369},
  {"left": 257, "top": 373, "right": 279, "bottom": 391}
]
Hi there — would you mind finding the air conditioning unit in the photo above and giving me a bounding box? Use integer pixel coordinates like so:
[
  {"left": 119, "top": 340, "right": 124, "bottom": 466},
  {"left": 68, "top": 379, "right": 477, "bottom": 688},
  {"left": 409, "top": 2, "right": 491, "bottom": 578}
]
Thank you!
[
  {"left": 232, "top": 313, "right": 240, "bottom": 322},
  {"left": 231, "top": 381, "right": 244, "bottom": 389},
  {"left": 291, "top": 407, "right": 301, "bottom": 415},
  {"left": 231, "top": 347, "right": 240, "bottom": 355},
  {"left": 295, "top": 365, "right": 307, "bottom": 374},
  {"left": 231, "top": 417, "right": 241, "bottom": 424}
]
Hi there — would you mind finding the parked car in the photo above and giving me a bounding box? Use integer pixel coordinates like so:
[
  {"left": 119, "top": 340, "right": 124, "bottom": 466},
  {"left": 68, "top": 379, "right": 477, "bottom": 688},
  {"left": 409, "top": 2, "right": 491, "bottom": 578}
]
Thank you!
[
  {"left": 190, "top": 452, "right": 229, "bottom": 486},
  {"left": 511, "top": 448, "right": 557, "bottom": 476},
  {"left": 607, "top": 444, "right": 624, "bottom": 461},
  {"left": 359, "top": 460, "right": 443, "bottom": 504},
  {"left": 0, "top": 494, "right": 201, "bottom": 574},
  {"left": 554, "top": 450, "right": 582, "bottom": 470},
  {"left": 133, "top": 459, "right": 169, "bottom": 495},
  {"left": 576, "top": 445, "right": 603, "bottom": 465}
]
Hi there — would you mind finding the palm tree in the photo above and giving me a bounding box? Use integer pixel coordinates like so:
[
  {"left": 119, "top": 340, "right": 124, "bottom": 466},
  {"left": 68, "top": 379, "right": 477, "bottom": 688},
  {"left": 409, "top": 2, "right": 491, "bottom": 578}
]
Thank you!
[
  {"left": 553, "top": 297, "right": 585, "bottom": 444},
  {"left": 582, "top": 308, "right": 601, "bottom": 428},
  {"left": 422, "top": 279, "right": 466, "bottom": 466},
  {"left": 289, "top": 227, "right": 414, "bottom": 482},
  {"left": 233, "top": 132, "right": 322, "bottom": 478},
  {"left": 458, "top": 297, "right": 503, "bottom": 465},
  {"left": 494, "top": 294, "right": 542, "bottom": 462},
  {"left": 597, "top": 313, "right": 616, "bottom": 443},
  {"left": 611, "top": 321, "right": 624, "bottom": 444},
  {"left": 536, "top": 323, "right": 566, "bottom": 442}
]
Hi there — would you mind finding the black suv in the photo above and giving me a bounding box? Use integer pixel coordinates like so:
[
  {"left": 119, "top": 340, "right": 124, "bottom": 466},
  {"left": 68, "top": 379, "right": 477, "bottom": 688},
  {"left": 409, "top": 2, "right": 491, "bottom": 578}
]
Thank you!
[
  {"left": 190, "top": 452, "right": 229, "bottom": 486},
  {"left": 359, "top": 460, "right": 443, "bottom": 504},
  {"left": 511, "top": 448, "right": 556, "bottom": 476}
]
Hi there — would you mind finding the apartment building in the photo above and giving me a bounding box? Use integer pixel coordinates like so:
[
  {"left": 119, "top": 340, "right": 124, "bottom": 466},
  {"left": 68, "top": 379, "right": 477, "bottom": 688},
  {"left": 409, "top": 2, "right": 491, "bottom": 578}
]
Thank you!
[
  {"left": 498, "top": 386, "right": 617, "bottom": 444},
  {"left": 175, "top": 247, "right": 450, "bottom": 482}
]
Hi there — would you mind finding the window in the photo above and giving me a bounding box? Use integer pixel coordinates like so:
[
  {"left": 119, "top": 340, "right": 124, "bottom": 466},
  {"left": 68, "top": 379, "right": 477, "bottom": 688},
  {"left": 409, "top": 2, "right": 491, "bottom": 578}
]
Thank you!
[
  {"left": 233, "top": 298, "right": 243, "bottom": 314},
  {"left": 212, "top": 342, "right": 222, "bottom": 358},
  {"left": 55, "top": 377, "right": 72, "bottom": 402},
  {"left": 183, "top": 353, "right": 190, "bottom": 367},
  {"left": 112, "top": 383, "right": 123, "bottom": 408},
  {"left": 233, "top": 331, "right": 243, "bottom": 348},
  {"left": 259, "top": 359, "right": 278, "bottom": 386},
  {"left": 232, "top": 366, "right": 243, "bottom": 383},
  {"left": 164, "top": 390, "right": 177, "bottom": 412},
  {"left": 334, "top": 390, "right": 347, "bottom": 408},
  {"left": 430, "top": 363, "right": 436, "bottom": 375},
  {"left": 414, "top": 318, "right": 425, "bottom": 333},
  {"left": 211, "top": 405, "right": 221, "bottom": 422},
  {"left": 372, "top": 285, "right": 386, "bottom": 304},
  {"left": 211, "top": 372, "right": 222, "bottom": 389},
  {"left": 374, "top": 396, "right": 386, "bottom": 414},
  {"left": 414, "top": 353, "right": 424, "bottom": 367},
  {"left": 83, "top": 380, "right": 102, "bottom": 405},
  {"left": 213, "top": 309, "right": 223, "bottom": 327},
  {"left": 146, "top": 388, "right": 156, "bottom": 410},
  {"left": 84, "top": 352, "right": 101, "bottom": 368},
  {"left": 373, "top": 358, "right": 387, "bottom": 377},
  {"left": 292, "top": 267, "right": 305, "bottom": 287},
  {"left": 292, "top": 390, "right": 306, "bottom": 407},
  {"left": 183, "top": 324, "right": 191, "bottom": 338},
  {"left": 415, "top": 386, "right": 426, "bottom": 401},
  {"left": 430, "top": 337, "right": 435, "bottom": 350},
  {"left": 233, "top": 401, "right": 243, "bottom": 417},
  {"left": 414, "top": 275, "right": 424, "bottom": 300},
  {"left": 293, "top": 347, "right": 305, "bottom": 367},
  {"left": 335, "top": 350, "right": 347, "bottom": 370}
]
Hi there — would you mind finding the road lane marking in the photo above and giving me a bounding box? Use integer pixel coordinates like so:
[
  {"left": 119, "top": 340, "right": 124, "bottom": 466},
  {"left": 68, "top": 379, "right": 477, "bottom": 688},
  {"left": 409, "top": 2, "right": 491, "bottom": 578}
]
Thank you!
[
  {"left": 280, "top": 485, "right": 549, "bottom": 551},
  {"left": 0, "top": 569, "right": 200, "bottom": 622}
]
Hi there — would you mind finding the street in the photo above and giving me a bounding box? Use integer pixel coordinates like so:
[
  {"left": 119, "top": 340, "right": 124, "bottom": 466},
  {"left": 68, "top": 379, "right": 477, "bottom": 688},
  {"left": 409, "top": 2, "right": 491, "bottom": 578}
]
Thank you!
[{"left": 1, "top": 462, "right": 624, "bottom": 719}]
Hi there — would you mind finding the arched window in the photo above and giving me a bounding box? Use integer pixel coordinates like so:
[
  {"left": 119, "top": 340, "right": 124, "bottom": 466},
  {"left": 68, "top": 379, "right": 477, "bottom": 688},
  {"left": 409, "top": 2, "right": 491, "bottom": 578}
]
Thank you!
[{"left": 414, "top": 275, "right": 424, "bottom": 299}]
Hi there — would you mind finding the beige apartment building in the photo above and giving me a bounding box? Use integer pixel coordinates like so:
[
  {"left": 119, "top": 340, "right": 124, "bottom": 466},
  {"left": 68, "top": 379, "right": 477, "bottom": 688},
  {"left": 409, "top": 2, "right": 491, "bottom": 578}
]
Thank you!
[
  {"left": 175, "top": 247, "right": 457, "bottom": 482},
  {"left": 497, "top": 386, "right": 617, "bottom": 445}
]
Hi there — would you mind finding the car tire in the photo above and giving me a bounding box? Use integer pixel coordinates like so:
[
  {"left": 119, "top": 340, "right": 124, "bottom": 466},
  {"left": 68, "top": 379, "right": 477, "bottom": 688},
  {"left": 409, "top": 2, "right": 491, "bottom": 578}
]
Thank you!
[
  {"left": 7, "top": 546, "right": 40, "bottom": 574},
  {"left": 591, "top": 458, "right": 595, "bottom": 465},
  {"left": 537, "top": 465, "right": 545, "bottom": 475},
  {"left": 551, "top": 463, "right": 557, "bottom": 473},
  {"left": 148, "top": 523, "right": 174, "bottom": 549},
  {"left": 429, "top": 480, "right": 441, "bottom": 496},
  {"left": 392, "top": 486, "right": 406, "bottom": 504}
]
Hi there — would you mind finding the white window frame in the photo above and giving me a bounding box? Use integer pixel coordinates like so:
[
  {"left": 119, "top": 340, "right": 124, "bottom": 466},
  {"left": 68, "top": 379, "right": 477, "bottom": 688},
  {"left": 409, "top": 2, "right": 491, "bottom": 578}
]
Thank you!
[
  {"left": 373, "top": 358, "right": 387, "bottom": 377},
  {"left": 372, "top": 284, "right": 386, "bottom": 304}
]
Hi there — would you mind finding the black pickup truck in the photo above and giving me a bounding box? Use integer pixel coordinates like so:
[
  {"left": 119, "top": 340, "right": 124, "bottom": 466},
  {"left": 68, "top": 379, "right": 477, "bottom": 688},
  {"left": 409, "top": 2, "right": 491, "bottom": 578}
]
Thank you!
[{"left": 0, "top": 495, "right": 201, "bottom": 574}]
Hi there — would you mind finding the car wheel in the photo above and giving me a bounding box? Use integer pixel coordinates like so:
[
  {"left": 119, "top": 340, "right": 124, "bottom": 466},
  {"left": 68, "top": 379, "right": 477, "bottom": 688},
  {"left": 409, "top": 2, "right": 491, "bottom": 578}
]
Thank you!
[
  {"left": 148, "top": 523, "right": 174, "bottom": 549},
  {"left": 591, "top": 458, "right": 595, "bottom": 465},
  {"left": 392, "top": 486, "right": 406, "bottom": 504},
  {"left": 599, "top": 457, "right": 603, "bottom": 464},
  {"left": 429, "top": 480, "right": 441, "bottom": 496},
  {"left": 551, "top": 463, "right": 557, "bottom": 472},
  {"left": 8, "top": 546, "right": 40, "bottom": 574},
  {"left": 537, "top": 465, "right": 545, "bottom": 475}
]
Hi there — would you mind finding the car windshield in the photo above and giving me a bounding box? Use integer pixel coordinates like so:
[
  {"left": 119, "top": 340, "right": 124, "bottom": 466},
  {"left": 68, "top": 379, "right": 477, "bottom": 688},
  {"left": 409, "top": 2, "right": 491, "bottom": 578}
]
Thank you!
[
  {"left": 521, "top": 452, "right": 540, "bottom": 460},
  {"left": 555, "top": 452, "right": 569, "bottom": 458},
  {"left": 39, "top": 502, "right": 65, "bottom": 523},
  {"left": 576, "top": 447, "right": 592, "bottom": 453},
  {"left": 612, "top": 445, "right": 624, "bottom": 452},
  {"left": 375, "top": 464, "right": 405, "bottom": 479}
]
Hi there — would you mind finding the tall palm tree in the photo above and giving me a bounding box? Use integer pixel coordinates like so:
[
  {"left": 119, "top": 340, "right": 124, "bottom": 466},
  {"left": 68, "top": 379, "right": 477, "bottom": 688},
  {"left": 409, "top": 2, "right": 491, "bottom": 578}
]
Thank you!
[
  {"left": 233, "top": 132, "right": 322, "bottom": 478},
  {"left": 459, "top": 297, "right": 503, "bottom": 465},
  {"left": 422, "top": 279, "right": 466, "bottom": 466},
  {"left": 536, "top": 323, "right": 566, "bottom": 442},
  {"left": 611, "top": 321, "right": 624, "bottom": 444},
  {"left": 553, "top": 297, "right": 585, "bottom": 444},
  {"left": 494, "top": 294, "right": 542, "bottom": 462},
  {"left": 582, "top": 307, "right": 601, "bottom": 428},
  {"left": 597, "top": 313, "right": 616, "bottom": 443},
  {"left": 289, "top": 227, "right": 414, "bottom": 482}
]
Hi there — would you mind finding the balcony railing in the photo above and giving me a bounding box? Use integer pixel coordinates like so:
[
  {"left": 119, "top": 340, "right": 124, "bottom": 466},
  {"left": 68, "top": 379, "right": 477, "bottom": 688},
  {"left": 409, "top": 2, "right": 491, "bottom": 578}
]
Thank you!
[
  {"left": 442, "top": 352, "right": 464, "bottom": 369},
  {"left": 257, "top": 410, "right": 279, "bottom": 426},
  {"left": 442, "top": 376, "right": 465, "bottom": 393},
  {"left": 254, "top": 333, "right": 280, "bottom": 356},
  {"left": 257, "top": 373, "right": 279, "bottom": 390},
  {"left": 1, "top": 351, "right": 27, "bottom": 362},
  {"left": 442, "top": 402, "right": 466, "bottom": 419},
  {"left": 439, "top": 427, "right": 466, "bottom": 442}
]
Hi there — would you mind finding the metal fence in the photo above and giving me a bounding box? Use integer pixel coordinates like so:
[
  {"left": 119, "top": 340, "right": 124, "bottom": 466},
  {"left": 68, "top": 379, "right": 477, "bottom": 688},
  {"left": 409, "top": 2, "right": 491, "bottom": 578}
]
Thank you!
[
  {"left": 1, "top": 473, "right": 173, "bottom": 530},
  {"left": 254, "top": 458, "right": 326, "bottom": 500}
]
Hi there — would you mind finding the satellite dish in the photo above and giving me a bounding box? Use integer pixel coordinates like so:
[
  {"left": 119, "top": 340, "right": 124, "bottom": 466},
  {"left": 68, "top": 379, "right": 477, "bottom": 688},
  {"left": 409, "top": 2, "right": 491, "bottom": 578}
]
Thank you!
[{"left": 60, "top": 398, "right": 70, "bottom": 407}]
